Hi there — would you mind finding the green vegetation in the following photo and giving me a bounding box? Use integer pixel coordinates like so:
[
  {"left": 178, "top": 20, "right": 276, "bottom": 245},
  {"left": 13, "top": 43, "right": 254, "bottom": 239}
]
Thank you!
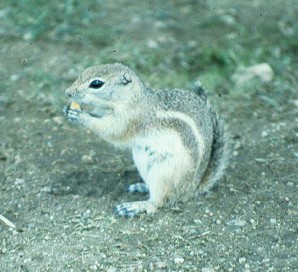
[{"left": 0, "top": 0, "right": 297, "bottom": 101}]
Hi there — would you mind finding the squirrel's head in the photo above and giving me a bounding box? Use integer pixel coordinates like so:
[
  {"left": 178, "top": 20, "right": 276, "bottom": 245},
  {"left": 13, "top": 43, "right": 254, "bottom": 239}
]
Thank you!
[{"left": 65, "top": 63, "right": 145, "bottom": 109}]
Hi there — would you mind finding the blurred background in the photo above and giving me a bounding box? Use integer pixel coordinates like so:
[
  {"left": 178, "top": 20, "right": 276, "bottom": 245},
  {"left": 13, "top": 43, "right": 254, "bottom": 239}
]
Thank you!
[{"left": 0, "top": 0, "right": 297, "bottom": 107}]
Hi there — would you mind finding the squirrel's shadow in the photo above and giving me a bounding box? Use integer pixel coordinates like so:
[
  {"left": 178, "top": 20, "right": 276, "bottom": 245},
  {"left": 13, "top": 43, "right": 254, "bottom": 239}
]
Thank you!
[{"left": 51, "top": 168, "right": 140, "bottom": 198}]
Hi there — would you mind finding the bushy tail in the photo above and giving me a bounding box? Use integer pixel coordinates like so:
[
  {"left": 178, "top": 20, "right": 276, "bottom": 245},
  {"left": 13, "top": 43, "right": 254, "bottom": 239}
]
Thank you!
[{"left": 199, "top": 107, "right": 231, "bottom": 192}]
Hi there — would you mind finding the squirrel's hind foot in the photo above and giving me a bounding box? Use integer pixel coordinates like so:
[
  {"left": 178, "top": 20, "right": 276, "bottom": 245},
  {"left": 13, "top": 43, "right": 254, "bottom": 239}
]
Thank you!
[
  {"left": 113, "top": 200, "right": 157, "bottom": 218},
  {"left": 127, "top": 183, "right": 149, "bottom": 194}
]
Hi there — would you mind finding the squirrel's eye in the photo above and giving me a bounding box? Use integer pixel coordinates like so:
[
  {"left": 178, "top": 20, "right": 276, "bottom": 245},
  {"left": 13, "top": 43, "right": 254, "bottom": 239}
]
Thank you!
[{"left": 89, "top": 79, "right": 104, "bottom": 89}]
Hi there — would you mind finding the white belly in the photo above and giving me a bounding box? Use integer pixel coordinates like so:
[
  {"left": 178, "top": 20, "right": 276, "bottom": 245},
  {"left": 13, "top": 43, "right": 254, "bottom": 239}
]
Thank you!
[{"left": 131, "top": 129, "right": 192, "bottom": 184}]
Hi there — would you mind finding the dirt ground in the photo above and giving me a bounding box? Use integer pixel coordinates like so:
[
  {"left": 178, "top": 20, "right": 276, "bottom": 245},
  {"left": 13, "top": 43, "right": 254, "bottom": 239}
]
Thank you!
[{"left": 1, "top": 1, "right": 298, "bottom": 272}]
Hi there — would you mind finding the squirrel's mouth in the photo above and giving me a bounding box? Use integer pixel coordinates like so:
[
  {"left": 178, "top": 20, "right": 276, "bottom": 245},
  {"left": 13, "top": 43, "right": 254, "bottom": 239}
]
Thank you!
[
  {"left": 69, "top": 101, "right": 95, "bottom": 114},
  {"left": 70, "top": 101, "right": 111, "bottom": 118}
]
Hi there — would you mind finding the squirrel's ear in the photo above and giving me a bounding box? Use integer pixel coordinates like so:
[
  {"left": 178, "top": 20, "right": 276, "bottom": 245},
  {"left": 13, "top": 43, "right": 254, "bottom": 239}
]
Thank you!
[{"left": 121, "top": 73, "right": 132, "bottom": 85}]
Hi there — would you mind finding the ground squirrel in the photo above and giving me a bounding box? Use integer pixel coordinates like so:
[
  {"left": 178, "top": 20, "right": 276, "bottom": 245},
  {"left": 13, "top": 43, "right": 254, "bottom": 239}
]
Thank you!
[{"left": 64, "top": 63, "right": 229, "bottom": 218}]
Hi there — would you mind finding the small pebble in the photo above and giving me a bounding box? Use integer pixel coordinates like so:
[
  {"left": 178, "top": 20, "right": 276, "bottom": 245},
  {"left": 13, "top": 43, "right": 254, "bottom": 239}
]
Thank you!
[
  {"left": 10, "top": 74, "right": 20, "bottom": 81},
  {"left": 23, "top": 32, "right": 33, "bottom": 40},
  {"left": 270, "top": 218, "right": 277, "bottom": 224},
  {"left": 239, "top": 257, "right": 246, "bottom": 264},
  {"left": 53, "top": 116, "right": 64, "bottom": 125},
  {"left": 174, "top": 257, "right": 184, "bottom": 264},
  {"left": 147, "top": 39, "right": 158, "bottom": 49},
  {"left": 255, "top": 158, "right": 267, "bottom": 163},
  {"left": 82, "top": 154, "right": 94, "bottom": 164},
  {"left": 227, "top": 218, "right": 246, "bottom": 227},
  {"left": 156, "top": 261, "right": 167, "bottom": 268},
  {"left": 14, "top": 117, "right": 21, "bottom": 123},
  {"left": 205, "top": 209, "right": 213, "bottom": 216},
  {"left": 202, "top": 268, "right": 215, "bottom": 272},
  {"left": 249, "top": 219, "right": 255, "bottom": 224},
  {"left": 15, "top": 178, "right": 25, "bottom": 185},
  {"left": 41, "top": 186, "right": 52, "bottom": 193}
]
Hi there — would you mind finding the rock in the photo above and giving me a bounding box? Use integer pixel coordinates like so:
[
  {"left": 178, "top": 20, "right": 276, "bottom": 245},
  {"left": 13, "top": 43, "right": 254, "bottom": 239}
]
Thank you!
[
  {"left": 147, "top": 39, "right": 158, "bottom": 49},
  {"left": 255, "top": 158, "right": 267, "bottom": 163},
  {"left": 202, "top": 268, "right": 215, "bottom": 272},
  {"left": 227, "top": 218, "right": 246, "bottom": 227},
  {"left": 270, "top": 218, "right": 277, "bottom": 224},
  {"left": 10, "top": 74, "right": 20, "bottom": 81},
  {"left": 293, "top": 99, "right": 298, "bottom": 107},
  {"left": 232, "top": 63, "right": 274, "bottom": 85},
  {"left": 239, "top": 257, "right": 246, "bottom": 264},
  {"left": 156, "top": 261, "right": 167, "bottom": 269},
  {"left": 174, "top": 257, "right": 184, "bottom": 264},
  {"left": 53, "top": 116, "right": 64, "bottom": 125}
]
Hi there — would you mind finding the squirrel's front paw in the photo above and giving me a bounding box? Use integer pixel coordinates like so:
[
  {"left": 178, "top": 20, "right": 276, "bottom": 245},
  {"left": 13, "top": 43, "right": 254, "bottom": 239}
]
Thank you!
[{"left": 64, "top": 103, "right": 82, "bottom": 123}]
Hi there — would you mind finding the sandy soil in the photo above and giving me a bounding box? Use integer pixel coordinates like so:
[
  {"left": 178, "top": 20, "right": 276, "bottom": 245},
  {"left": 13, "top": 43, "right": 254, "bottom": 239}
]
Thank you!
[{"left": 0, "top": 38, "right": 297, "bottom": 272}]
